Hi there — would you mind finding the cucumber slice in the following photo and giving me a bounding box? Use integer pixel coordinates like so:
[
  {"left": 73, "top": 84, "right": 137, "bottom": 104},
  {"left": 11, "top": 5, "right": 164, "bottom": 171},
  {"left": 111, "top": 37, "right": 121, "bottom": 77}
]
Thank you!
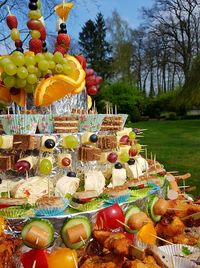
[
  {"left": 61, "top": 216, "right": 91, "bottom": 249},
  {"left": 147, "top": 195, "right": 161, "bottom": 222},
  {"left": 124, "top": 205, "right": 141, "bottom": 233},
  {"left": 21, "top": 218, "right": 54, "bottom": 249},
  {"left": 162, "top": 180, "right": 170, "bottom": 199}
]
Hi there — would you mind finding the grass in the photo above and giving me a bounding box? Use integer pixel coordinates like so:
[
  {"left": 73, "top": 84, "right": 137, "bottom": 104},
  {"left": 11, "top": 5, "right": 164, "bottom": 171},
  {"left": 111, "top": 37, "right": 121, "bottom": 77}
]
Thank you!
[{"left": 127, "top": 120, "right": 200, "bottom": 196}]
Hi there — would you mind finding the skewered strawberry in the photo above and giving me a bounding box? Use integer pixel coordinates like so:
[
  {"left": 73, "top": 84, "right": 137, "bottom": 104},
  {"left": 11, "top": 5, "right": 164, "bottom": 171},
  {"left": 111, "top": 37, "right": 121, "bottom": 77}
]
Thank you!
[
  {"left": 6, "top": 14, "right": 18, "bottom": 30},
  {"left": 57, "top": 33, "right": 70, "bottom": 49},
  {"left": 54, "top": 46, "right": 66, "bottom": 55},
  {"left": 29, "top": 38, "right": 42, "bottom": 54}
]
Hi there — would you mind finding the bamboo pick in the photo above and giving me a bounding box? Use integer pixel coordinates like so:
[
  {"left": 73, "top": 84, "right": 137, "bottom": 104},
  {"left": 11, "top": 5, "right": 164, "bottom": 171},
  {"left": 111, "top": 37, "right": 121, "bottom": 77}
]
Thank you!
[
  {"left": 32, "top": 260, "right": 36, "bottom": 268},
  {"left": 72, "top": 251, "right": 78, "bottom": 268},
  {"left": 115, "top": 105, "right": 117, "bottom": 115},
  {"left": 116, "top": 219, "right": 130, "bottom": 229},
  {"left": 93, "top": 100, "right": 96, "bottom": 113},
  {"left": 35, "top": 237, "right": 39, "bottom": 245},
  {"left": 80, "top": 236, "right": 86, "bottom": 245},
  {"left": 150, "top": 234, "right": 174, "bottom": 245}
]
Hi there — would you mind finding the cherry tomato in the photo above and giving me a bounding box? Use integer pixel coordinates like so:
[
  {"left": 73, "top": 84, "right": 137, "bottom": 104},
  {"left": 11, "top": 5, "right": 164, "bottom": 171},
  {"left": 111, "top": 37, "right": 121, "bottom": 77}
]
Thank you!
[
  {"left": 96, "top": 204, "right": 125, "bottom": 230},
  {"left": 47, "top": 247, "right": 78, "bottom": 268},
  {"left": 21, "top": 249, "right": 48, "bottom": 268}
]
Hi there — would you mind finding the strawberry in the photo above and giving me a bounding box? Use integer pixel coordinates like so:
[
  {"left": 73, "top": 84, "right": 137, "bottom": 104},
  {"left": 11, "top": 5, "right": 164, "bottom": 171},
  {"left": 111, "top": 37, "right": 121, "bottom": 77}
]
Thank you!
[
  {"left": 39, "top": 26, "right": 46, "bottom": 41},
  {"left": 29, "top": 38, "right": 43, "bottom": 54},
  {"left": 75, "top": 54, "right": 87, "bottom": 70},
  {"left": 54, "top": 46, "right": 66, "bottom": 55},
  {"left": 57, "top": 34, "right": 70, "bottom": 49},
  {"left": 6, "top": 15, "right": 18, "bottom": 30}
]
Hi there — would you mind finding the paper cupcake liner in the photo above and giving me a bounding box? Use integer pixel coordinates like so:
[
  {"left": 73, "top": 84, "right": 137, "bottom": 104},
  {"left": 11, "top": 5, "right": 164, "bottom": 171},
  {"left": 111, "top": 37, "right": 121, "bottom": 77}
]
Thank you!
[
  {"left": 37, "top": 114, "right": 54, "bottom": 134},
  {"left": 0, "top": 114, "right": 39, "bottom": 134},
  {"left": 173, "top": 256, "right": 197, "bottom": 268},
  {"left": 35, "top": 207, "right": 67, "bottom": 216},
  {"left": 103, "top": 194, "right": 131, "bottom": 207},
  {"left": 79, "top": 114, "right": 105, "bottom": 132},
  {"left": 35, "top": 198, "right": 69, "bottom": 216},
  {"left": 159, "top": 244, "right": 199, "bottom": 267}
]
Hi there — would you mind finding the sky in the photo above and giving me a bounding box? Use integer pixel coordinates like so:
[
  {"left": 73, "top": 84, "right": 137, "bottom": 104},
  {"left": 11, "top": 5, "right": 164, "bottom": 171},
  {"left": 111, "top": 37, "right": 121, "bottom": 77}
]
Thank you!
[{"left": 51, "top": 0, "right": 154, "bottom": 39}]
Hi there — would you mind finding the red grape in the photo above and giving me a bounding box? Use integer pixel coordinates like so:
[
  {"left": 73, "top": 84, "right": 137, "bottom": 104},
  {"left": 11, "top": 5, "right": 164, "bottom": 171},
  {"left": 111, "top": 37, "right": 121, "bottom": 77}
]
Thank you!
[
  {"left": 87, "top": 85, "right": 98, "bottom": 95},
  {"left": 129, "top": 146, "right": 138, "bottom": 157},
  {"left": 85, "top": 68, "right": 94, "bottom": 77},
  {"left": 75, "top": 55, "right": 87, "bottom": 70},
  {"left": 27, "top": 19, "right": 43, "bottom": 30},
  {"left": 86, "top": 75, "right": 96, "bottom": 86},
  {"left": 107, "top": 152, "right": 118, "bottom": 163},
  {"left": 119, "top": 135, "right": 129, "bottom": 145},
  {"left": 15, "top": 160, "right": 30, "bottom": 173},
  {"left": 95, "top": 76, "right": 103, "bottom": 85}
]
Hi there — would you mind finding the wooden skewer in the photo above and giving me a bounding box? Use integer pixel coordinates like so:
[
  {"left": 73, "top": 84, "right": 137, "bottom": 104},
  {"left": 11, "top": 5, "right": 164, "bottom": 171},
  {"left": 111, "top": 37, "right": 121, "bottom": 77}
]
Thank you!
[
  {"left": 167, "top": 208, "right": 184, "bottom": 211},
  {"left": 32, "top": 260, "right": 36, "bottom": 268},
  {"left": 167, "top": 171, "right": 179, "bottom": 174},
  {"left": 80, "top": 236, "right": 86, "bottom": 245},
  {"left": 116, "top": 219, "right": 130, "bottom": 229},
  {"left": 35, "top": 237, "right": 39, "bottom": 245},
  {"left": 72, "top": 251, "right": 78, "bottom": 268},
  {"left": 150, "top": 234, "right": 174, "bottom": 245},
  {"left": 13, "top": 141, "right": 22, "bottom": 144},
  {"left": 115, "top": 105, "right": 117, "bottom": 115}
]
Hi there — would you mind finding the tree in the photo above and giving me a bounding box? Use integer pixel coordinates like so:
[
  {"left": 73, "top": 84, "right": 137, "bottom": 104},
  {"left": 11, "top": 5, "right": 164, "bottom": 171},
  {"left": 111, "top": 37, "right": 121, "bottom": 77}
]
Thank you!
[
  {"left": 79, "top": 13, "right": 112, "bottom": 78},
  {"left": 79, "top": 19, "right": 97, "bottom": 65},
  {"left": 106, "top": 11, "right": 135, "bottom": 83},
  {"left": 142, "top": 0, "right": 200, "bottom": 81},
  {"left": 180, "top": 53, "right": 200, "bottom": 106}
]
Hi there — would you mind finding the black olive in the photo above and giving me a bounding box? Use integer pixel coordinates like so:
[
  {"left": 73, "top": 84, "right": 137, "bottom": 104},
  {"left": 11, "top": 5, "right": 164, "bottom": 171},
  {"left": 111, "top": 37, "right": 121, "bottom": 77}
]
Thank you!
[
  {"left": 67, "top": 171, "right": 76, "bottom": 177},
  {"left": 28, "top": 2, "right": 38, "bottom": 10},
  {"left": 89, "top": 134, "right": 98, "bottom": 143},
  {"left": 44, "top": 139, "right": 55, "bottom": 149},
  {"left": 114, "top": 162, "right": 123, "bottom": 169}
]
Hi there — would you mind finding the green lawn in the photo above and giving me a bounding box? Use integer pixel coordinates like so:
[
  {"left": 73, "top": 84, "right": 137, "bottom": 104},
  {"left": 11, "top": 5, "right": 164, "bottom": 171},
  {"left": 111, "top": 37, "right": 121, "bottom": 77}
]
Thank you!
[{"left": 127, "top": 120, "right": 200, "bottom": 196}]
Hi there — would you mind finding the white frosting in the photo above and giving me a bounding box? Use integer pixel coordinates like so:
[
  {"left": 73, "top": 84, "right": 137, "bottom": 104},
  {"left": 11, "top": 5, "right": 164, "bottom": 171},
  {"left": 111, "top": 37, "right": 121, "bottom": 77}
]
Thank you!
[
  {"left": 55, "top": 176, "right": 80, "bottom": 197},
  {"left": 84, "top": 170, "right": 105, "bottom": 194}
]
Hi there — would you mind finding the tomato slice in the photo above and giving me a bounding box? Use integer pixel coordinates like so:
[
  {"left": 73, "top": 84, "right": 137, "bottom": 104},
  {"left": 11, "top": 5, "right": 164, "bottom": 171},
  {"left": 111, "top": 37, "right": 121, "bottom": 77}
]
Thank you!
[
  {"left": 95, "top": 204, "right": 125, "bottom": 230},
  {"left": 138, "top": 184, "right": 145, "bottom": 189},
  {"left": 0, "top": 204, "right": 10, "bottom": 209},
  {"left": 79, "top": 197, "right": 93, "bottom": 203},
  {"left": 21, "top": 249, "right": 48, "bottom": 268}
]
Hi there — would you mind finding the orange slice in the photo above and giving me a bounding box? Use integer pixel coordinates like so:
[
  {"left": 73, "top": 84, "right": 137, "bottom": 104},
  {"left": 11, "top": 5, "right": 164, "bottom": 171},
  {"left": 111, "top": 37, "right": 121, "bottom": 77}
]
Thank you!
[
  {"left": 71, "top": 80, "right": 85, "bottom": 95},
  {"left": 64, "top": 55, "right": 86, "bottom": 85},
  {"left": 87, "top": 95, "right": 92, "bottom": 110},
  {"left": 34, "top": 76, "right": 77, "bottom": 106},
  {"left": 11, "top": 88, "right": 26, "bottom": 107},
  {"left": 138, "top": 223, "right": 157, "bottom": 245},
  {"left": 0, "top": 84, "right": 11, "bottom": 103},
  {"left": 54, "top": 2, "right": 74, "bottom": 21}
]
